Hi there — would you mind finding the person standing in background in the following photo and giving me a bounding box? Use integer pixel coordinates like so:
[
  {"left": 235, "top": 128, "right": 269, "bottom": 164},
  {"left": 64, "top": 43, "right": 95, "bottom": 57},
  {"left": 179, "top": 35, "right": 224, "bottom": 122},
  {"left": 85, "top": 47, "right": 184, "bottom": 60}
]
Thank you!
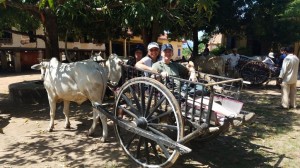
[
  {"left": 278, "top": 45, "right": 299, "bottom": 109},
  {"left": 227, "top": 48, "right": 240, "bottom": 77}
]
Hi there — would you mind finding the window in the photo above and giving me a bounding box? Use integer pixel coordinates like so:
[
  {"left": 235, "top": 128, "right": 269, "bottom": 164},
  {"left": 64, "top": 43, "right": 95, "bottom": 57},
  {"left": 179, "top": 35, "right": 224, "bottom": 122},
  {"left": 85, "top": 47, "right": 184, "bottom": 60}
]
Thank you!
[{"left": 0, "top": 31, "right": 12, "bottom": 43}]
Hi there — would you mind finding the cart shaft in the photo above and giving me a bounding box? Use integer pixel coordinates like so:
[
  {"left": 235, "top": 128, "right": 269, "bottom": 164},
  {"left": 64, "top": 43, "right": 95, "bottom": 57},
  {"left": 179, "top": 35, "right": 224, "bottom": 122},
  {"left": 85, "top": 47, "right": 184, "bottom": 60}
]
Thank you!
[{"left": 93, "top": 103, "right": 192, "bottom": 154}]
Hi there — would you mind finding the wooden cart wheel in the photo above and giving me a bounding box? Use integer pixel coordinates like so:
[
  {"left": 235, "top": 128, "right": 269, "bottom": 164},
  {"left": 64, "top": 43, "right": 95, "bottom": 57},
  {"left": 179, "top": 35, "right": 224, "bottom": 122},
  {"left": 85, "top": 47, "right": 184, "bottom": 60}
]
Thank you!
[
  {"left": 240, "top": 61, "right": 271, "bottom": 85},
  {"left": 114, "top": 77, "right": 183, "bottom": 168}
]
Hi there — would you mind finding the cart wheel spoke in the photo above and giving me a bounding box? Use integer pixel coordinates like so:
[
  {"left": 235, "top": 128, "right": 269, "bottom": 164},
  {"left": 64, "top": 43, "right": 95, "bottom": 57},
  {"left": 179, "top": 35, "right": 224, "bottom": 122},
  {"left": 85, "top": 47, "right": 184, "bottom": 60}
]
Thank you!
[
  {"left": 150, "top": 140, "right": 162, "bottom": 163},
  {"left": 120, "top": 93, "right": 140, "bottom": 116},
  {"left": 129, "top": 85, "right": 142, "bottom": 113},
  {"left": 118, "top": 105, "right": 138, "bottom": 119},
  {"left": 145, "top": 85, "right": 155, "bottom": 117},
  {"left": 139, "top": 83, "right": 146, "bottom": 116},
  {"left": 146, "top": 95, "right": 166, "bottom": 118},
  {"left": 144, "top": 139, "right": 150, "bottom": 164},
  {"left": 125, "top": 133, "right": 138, "bottom": 149},
  {"left": 148, "top": 110, "right": 173, "bottom": 122},
  {"left": 114, "top": 77, "right": 183, "bottom": 168},
  {"left": 136, "top": 136, "right": 143, "bottom": 159},
  {"left": 157, "top": 142, "right": 170, "bottom": 158}
]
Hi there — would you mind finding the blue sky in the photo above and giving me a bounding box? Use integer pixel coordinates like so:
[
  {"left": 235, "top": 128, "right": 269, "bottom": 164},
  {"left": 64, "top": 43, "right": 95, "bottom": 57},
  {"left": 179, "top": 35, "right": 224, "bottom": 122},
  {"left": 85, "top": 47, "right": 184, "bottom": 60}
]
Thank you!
[{"left": 182, "top": 40, "right": 194, "bottom": 48}]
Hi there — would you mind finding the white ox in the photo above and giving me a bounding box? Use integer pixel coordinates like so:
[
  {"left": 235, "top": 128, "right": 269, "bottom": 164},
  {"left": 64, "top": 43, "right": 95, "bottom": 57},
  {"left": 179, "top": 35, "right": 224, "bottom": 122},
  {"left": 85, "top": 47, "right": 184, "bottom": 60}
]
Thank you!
[
  {"left": 191, "top": 55, "right": 225, "bottom": 76},
  {"left": 31, "top": 54, "right": 122, "bottom": 142}
]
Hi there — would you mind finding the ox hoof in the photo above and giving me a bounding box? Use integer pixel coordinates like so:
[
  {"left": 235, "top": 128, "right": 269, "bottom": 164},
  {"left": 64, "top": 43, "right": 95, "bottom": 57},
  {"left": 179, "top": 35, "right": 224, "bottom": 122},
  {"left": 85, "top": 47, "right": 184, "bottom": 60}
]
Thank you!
[
  {"left": 48, "top": 128, "right": 54, "bottom": 132},
  {"left": 100, "top": 137, "right": 107, "bottom": 143},
  {"left": 65, "top": 124, "right": 71, "bottom": 129},
  {"left": 87, "top": 130, "right": 95, "bottom": 137}
]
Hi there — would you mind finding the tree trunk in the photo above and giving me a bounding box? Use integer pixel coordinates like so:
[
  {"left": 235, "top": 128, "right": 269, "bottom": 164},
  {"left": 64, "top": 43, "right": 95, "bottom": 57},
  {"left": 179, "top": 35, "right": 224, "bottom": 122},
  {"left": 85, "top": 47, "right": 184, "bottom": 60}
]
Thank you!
[
  {"left": 192, "top": 27, "right": 199, "bottom": 59},
  {"left": 141, "top": 20, "right": 160, "bottom": 49},
  {"left": 141, "top": 28, "right": 151, "bottom": 48},
  {"left": 43, "top": 11, "right": 59, "bottom": 59}
]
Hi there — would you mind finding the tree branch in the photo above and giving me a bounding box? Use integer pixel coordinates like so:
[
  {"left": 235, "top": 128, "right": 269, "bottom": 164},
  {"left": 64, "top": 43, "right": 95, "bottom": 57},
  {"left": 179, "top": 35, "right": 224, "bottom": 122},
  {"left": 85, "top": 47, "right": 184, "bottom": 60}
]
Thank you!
[{"left": 6, "top": 0, "right": 40, "bottom": 13}]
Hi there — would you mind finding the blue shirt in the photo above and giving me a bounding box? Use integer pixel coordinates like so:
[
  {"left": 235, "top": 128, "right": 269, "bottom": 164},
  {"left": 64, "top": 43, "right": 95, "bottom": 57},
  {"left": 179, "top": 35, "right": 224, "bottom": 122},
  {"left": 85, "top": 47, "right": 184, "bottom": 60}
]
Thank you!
[{"left": 278, "top": 53, "right": 286, "bottom": 68}]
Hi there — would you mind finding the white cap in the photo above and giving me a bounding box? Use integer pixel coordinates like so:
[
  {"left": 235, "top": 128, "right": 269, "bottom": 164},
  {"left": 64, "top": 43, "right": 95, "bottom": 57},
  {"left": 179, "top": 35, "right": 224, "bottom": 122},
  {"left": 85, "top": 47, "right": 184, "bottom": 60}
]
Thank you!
[
  {"left": 147, "top": 42, "right": 159, "bottom": 50},
  {"left": 268, "top": 52, "right": 274, "bottom": 58}
]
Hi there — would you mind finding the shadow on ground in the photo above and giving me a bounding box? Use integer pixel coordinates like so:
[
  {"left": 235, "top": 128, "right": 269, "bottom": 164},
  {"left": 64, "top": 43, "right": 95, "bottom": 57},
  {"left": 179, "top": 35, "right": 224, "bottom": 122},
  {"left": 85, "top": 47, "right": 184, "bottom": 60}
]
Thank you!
[{"left": 1, "top": 83, "right": 299, "bottom": 167}]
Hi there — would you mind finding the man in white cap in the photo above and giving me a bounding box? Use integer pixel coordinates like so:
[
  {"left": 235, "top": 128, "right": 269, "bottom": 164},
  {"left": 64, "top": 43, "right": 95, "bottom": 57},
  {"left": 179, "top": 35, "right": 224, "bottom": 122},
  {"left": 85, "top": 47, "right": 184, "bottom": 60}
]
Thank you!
[{"left": 135, "top": 42, "right": 162, "bottom": 71}]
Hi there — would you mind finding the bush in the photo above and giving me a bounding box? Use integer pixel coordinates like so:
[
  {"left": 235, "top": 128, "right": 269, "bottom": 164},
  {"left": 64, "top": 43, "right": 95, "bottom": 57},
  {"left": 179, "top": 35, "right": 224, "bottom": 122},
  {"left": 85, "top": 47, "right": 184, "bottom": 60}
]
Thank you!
[{"left": 210, "top": 45, "right": 226, "bottom": 56}]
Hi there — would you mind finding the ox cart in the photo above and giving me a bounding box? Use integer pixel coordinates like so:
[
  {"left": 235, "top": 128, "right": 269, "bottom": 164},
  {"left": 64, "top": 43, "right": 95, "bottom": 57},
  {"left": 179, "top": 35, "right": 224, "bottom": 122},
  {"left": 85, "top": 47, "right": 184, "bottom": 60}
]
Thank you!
[
  {"left": 94, "top": 64, "right": 249, "bottom": 168},
  {"left": 233, "top": 55, "right": 279, "bottom": 85}
]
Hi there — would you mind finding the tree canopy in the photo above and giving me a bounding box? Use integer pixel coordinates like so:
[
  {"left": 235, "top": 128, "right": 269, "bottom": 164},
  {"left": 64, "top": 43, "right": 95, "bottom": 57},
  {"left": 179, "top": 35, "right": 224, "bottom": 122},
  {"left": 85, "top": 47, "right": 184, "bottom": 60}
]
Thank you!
[
  {"left": 205, "top": 0, "right": 300, "bottom": 54},
  {"left": 0, "top": 0, "right": 299, "bottom": 58}
]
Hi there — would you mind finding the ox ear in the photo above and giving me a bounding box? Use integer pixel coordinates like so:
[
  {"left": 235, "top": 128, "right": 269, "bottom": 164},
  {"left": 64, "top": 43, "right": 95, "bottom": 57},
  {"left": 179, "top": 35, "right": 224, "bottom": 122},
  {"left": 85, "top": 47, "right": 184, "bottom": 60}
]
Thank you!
[{"left": 31, "top": 64, "right": 42, "bottom": 70}]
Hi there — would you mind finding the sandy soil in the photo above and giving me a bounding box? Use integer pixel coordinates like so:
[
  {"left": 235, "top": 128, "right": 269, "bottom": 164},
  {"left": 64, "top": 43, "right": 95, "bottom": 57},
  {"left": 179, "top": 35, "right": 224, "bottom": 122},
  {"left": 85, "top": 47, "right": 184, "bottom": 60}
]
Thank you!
[
  {"left": 0, "top": 72, "right": 299, "bottom": 168},
  {"left": 0, "top": 72, "right": 134, "bottom": 167}
]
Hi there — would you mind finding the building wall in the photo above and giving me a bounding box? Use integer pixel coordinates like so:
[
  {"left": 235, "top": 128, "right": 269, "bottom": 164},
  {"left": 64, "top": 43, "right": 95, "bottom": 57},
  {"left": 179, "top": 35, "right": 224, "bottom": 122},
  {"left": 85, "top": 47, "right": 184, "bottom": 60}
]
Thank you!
[
  {"left": 0, "top": 27, "right": 105, "bottom": 72},
  {"left": 112, "top": 35, "right": 183, "bottom": 61},
  {"left": 1, "top": 27, "right": 105, "bottom": 51},
  {"left": 209, "top": 33, "right": 300, "bottom": 57}
]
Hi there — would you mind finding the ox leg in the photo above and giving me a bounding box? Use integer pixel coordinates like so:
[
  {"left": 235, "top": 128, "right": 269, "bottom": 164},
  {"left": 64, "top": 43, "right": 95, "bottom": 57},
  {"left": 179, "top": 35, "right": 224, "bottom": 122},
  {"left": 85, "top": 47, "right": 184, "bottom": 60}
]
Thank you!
[
  {"left": 48, "top": 101, "right": 56, "bottom": 132},
  {"left": 88, "top": 107, "right": 108, "bottom": 143},
  {"left": 99, "top": 112, "right": 108, "bottom": 142},
  {"left": 63, "top": 101, "right": 71, "bottom": 129},
  {"left": 88, "top": 108, "right": 98, "bottom": 136}
]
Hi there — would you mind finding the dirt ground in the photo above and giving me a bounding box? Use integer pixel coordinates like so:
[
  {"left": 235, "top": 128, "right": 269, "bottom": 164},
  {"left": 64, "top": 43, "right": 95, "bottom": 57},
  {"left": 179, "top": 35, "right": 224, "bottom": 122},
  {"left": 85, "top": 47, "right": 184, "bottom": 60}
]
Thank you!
[{"left": 0, "top": 72, "right": 299, "bottom": 168}]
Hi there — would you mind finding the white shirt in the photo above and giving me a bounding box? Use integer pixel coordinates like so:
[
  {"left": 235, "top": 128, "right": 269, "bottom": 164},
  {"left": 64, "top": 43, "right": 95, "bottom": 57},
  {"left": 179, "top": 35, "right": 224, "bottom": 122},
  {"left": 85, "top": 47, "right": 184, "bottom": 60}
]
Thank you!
[
  {"left": 228, "top": 53, "right": 240, "bottom": 69},
  {"left": 279, "top": 54, "right": 299, "bottom": 84},
  {"left": 262, "top": 57, "right": 275, "bottom": 69},
  {"left": 139, "top": 55, "right": 162, "bottom": 76},
  {"left": 140, "top": 55, "right": 162, "bottom": 67}
]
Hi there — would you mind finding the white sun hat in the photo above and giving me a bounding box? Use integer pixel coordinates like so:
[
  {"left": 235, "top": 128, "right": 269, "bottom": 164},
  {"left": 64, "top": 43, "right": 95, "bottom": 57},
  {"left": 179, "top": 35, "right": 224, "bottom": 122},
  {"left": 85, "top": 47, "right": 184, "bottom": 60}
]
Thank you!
[
  {"left": 147, "top": 42, "right": 159, "bottom": 50},
  {"left": 268, "top": 52, "right": 274, "bottom": 58}
]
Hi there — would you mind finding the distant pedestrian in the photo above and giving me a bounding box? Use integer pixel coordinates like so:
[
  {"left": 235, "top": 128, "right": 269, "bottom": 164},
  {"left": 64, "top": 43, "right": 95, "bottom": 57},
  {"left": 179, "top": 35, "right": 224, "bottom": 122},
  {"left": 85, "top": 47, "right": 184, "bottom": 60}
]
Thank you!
[
  {"left": 227, "top": 48, "right": 240, "bottom": 77},
  {"left": 203, "top": 44, "right": 210, "bottom": 56},
  {"left": 278, "top": 45, "right": 299, "bottom": 109}
]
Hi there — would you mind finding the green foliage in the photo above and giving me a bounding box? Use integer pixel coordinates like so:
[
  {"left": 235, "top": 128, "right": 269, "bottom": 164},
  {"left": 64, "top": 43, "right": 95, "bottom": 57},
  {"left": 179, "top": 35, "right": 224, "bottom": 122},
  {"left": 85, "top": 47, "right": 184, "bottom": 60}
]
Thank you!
[
  {"left": 205, "top": 0, "right": 251, "bottom": 36},
  {"left": 210, "top": 45, "right": 226, "bottom": 55},
  {"left": 2, "top": 0, "right": 299, "bottom": 58},
  {"left": 198, "top": 43, "right": 205, "bottom": 54},
  {"left": 244, "top": 0, "right": 299, "bottom": 47},
  {"left": 0, "top": 6, "right": 40, "bottom": 31},
  {"left": 283, "top": 0, "right": 300, "bottom": 18},
  {"left": 182, "top": 47, "right": 192, "bottom": 58}
]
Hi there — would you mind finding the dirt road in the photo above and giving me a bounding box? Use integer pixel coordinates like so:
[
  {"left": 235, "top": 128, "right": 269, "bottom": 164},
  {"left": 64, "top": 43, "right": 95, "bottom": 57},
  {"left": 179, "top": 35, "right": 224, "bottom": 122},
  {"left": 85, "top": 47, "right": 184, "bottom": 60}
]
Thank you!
[
  {"left": 0, "top": 72, "right": 299, "bottom": 168},
  {"left": 0, "top": 72, "right": 135, "bottom": 167}
]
